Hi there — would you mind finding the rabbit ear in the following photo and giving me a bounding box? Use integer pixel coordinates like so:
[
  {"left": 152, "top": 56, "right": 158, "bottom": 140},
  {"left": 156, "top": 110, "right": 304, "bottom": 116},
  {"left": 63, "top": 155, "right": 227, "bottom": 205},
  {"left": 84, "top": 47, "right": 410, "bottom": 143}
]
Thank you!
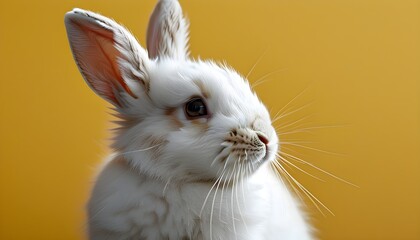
[
  {"left": 147, "top": 0, "right": 189, "bottom": 60},
  {"left": 65, "top": 8, "right": 150, "bottom": 107}
]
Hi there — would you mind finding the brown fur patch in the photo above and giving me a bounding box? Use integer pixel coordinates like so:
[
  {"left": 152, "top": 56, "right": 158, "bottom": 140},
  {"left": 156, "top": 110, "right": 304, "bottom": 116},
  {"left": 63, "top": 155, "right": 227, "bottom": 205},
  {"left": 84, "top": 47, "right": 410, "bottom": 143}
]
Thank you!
[
  {"left": 112, "top": 155, "right": 128, "bottom": 167},
  {"left": 191, "top": 119, "right": 209, "bottom": 133},
  {"left": 165, "top": 107, "right": 184, "bottom": 129},
  {"left": 144, "top": 135, "right": 168, "bottom": 160},
  {"left": 219, "top": 155, "right": 228, "bottom": 163}
]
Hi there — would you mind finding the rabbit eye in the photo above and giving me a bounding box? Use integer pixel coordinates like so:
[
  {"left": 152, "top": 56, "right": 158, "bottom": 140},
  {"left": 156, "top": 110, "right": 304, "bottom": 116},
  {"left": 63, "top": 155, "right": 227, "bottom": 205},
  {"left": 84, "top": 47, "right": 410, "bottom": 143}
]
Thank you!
[{"left": 185, "top": 98, "right": 208, "bottom": 119}]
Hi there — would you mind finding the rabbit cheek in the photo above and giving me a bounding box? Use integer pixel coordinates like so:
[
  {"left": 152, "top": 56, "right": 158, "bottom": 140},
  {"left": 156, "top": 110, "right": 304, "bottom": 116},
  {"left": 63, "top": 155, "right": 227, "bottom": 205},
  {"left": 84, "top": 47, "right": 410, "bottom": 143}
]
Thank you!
[
  {"left": 165, "top": 107, "right": 184, "bottom": 129},
  {"left": 143, "top": 135, "right": 168, "bottom": 160}
]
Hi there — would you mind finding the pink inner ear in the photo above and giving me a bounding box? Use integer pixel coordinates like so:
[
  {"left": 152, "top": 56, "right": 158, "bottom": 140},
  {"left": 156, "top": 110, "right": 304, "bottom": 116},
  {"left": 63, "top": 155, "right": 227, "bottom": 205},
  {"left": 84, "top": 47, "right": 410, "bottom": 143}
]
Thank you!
[
  {"left": 146, "top": 0, "right": 164, "bottom": 59},
  {"left": 66, "top": 14, "right": 136, "bottom": 105},
  {"left": 92, "top": 33, "right": 122, "bottom": 84},
  {"left": 81, "top": 23, "right": 137, "bottom": 98}
]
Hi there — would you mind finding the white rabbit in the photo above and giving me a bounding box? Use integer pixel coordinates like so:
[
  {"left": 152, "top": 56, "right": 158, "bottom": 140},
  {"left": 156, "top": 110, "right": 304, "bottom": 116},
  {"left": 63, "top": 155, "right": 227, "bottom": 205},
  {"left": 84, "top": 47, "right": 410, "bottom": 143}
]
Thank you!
[{"left": 65, "top": 0, "right": 312, "bottom": 239}]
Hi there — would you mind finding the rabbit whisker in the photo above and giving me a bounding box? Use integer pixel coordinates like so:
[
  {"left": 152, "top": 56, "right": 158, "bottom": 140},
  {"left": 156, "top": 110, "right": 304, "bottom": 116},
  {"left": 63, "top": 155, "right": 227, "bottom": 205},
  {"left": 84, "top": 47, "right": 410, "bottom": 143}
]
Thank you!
[
  {"left": 270, "top": 162, "right": 306, "bottom": 207},
  {"left": 251, "top": 67, "right": 288, "bottom": 89},
  {"left": 283, "top": 124, "right": 349, "bottom": 132},
  {"left": 274, "top": 114, "right": 314, "bottom": 131},
  {"left": 211, "top": 147, "right": 227, "bottom": 167},
  {"left": 200, "top": 173, "right": 224, "bottom": 217},
  {"left": 162, "top": 177, "right": 172, "bottom": 196},
  {"left": 219, "top": 166, "right": 230, "bottom": 224},
  {"left": 210, "top": 169, "right": 226, "bottom": 240},
  {"left": 276, "top": 124, "right": 349, "bottom": 135},
  {"left": 275, "top": 153, "right": 325, "bottom": 182},
  {"left": 272, "top": 161, "right": 333, "bottom": 216},
  {"left": 281, "top": 142, "right": 345, "bottom": 156},
  {"left": 236, "top": 162, "right": 250, "bottom": 236},
  {"left": 118, "top": 143, "right": 164, "bottom": 156},
  {"left": 279, "top": 151, "right": 358, "bottom": 188},
  {"left": 277, "top": 129, "right": 315, "bottom": 136},
  {"left": 272, "top": 85, "right": 310, "bottom": 121},
  {"left": 223, "top": 154, "right": 232, "bottom": 171},
  {"left": 230, "top": 160, "right": 238, "bottom": 240},
  {"left": 272, "top": 101, "right": 314, "bottom": 124},
  {"left": 245, "top": 48, "right": 268, "bottom": 80}
]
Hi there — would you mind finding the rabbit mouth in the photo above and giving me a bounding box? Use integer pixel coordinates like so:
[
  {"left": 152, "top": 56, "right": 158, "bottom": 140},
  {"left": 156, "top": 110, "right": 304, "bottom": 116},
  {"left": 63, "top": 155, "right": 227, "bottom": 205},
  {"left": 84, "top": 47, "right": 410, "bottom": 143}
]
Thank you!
[
  {"left": 210, "top": 128, "right": 273, "bottom": 178},
  {"left": 261, "top": 145, "right": 270, "bottom": 162},
  {"left": 215, "top": 142, "right": 268, "bottom": 171}
]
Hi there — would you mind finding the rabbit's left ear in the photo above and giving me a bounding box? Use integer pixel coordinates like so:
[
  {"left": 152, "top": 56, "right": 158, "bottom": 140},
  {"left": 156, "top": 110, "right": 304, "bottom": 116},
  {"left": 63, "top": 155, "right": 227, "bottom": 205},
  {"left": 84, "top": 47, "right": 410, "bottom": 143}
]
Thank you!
[
  {"left": 65, "top": 9, "right": 150, "bottom": 107},
  {"left": 147, "top": 0, "right": 189, "bottom": 60}
]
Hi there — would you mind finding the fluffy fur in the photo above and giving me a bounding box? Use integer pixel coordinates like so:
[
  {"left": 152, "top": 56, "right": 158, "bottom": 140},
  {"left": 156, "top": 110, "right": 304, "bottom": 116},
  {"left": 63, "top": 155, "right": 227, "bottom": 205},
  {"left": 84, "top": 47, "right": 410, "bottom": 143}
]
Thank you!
[{"left": 64, "top": 0, "right": 312, "bottom": 239}]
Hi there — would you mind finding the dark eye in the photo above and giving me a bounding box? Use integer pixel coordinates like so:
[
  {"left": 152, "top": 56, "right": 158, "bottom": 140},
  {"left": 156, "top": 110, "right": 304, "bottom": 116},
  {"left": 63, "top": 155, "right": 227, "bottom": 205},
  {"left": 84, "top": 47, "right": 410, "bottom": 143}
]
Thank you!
[{"left": 185, "top": 98, "right": 208, "bottom": 118}]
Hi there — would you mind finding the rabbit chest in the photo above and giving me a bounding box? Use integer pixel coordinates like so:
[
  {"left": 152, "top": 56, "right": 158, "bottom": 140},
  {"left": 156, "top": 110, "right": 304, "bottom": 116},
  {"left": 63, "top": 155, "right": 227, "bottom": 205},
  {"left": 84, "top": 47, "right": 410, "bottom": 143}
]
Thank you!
[{"left": 87, "top": 156, "right": 274, "bottom": 240}]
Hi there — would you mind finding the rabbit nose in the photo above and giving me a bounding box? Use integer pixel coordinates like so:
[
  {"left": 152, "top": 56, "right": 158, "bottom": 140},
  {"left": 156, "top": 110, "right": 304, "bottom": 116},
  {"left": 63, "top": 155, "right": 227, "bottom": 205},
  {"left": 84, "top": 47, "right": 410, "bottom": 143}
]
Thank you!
[{"left": 256, "top": 132, "right": 269, "bottom": 146}]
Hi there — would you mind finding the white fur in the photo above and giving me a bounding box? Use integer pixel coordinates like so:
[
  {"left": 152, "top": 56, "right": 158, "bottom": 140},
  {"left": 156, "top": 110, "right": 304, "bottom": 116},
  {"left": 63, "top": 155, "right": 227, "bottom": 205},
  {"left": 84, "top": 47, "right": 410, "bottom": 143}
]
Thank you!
[
  {"left": 65, "top": 0, "right": 313, "bottom": 239},
  {"left": 88, "top": 156, "right": 310, "bottom": 240}
]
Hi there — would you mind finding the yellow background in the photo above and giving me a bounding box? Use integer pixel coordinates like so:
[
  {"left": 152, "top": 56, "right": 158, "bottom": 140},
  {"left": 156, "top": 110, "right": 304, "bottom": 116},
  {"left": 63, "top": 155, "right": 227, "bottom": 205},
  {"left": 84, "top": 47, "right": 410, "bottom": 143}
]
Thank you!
[{"left": 0, "top": 0, "right": 419, "bottom": 239}]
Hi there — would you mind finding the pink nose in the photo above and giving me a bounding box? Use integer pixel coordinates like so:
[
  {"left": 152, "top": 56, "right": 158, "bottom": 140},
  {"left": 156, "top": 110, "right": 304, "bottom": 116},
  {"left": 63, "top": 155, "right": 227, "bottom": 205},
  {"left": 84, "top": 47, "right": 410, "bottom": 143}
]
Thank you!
[{"left": 257, "top": 133, "right": 269, "bottom": 146}]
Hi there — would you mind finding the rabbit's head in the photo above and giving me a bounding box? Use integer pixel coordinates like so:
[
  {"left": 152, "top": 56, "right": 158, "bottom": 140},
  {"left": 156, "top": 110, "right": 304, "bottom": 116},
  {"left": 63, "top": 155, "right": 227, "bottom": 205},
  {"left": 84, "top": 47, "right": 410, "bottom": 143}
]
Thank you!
[{"left": 65, "top": 0, "right": 278, "bottom": 183}]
